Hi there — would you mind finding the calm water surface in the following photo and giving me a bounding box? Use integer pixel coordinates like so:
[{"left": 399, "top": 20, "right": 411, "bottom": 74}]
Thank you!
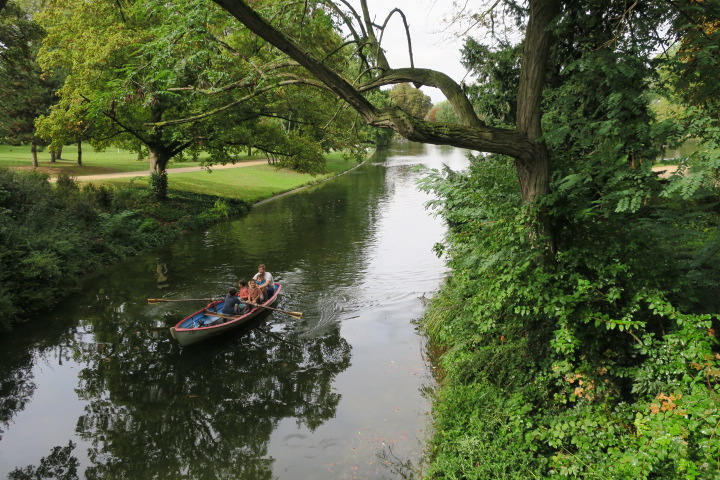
[{"left": 0, "top": 143, "right": 469, "bottom": 479}]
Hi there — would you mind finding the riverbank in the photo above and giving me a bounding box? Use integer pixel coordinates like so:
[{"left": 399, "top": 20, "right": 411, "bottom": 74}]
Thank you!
[{"left": 0, "top": 151, "right": 368, "bottom": 327}]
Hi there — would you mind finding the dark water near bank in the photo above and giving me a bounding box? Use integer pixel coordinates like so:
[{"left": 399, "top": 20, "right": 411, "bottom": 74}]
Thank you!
[{"left": 0, "top": 143, "right": 469, "bottom": 479}]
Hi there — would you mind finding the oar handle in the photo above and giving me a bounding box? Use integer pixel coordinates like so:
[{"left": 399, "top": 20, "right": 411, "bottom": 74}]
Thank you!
[{"left": 147, "top": 298, "right": 218, "bottom": 304}]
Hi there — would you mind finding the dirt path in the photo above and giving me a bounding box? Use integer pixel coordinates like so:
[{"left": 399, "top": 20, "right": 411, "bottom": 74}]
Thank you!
[
  {"left": 652, "top": 164, "right": 679, "bottom": 179},
  {"left": 49, "top": 159, "right": 269, "bottom": 182}
]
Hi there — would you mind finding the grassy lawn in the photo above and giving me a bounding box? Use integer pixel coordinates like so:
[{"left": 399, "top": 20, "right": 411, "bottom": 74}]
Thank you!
[
  {"left": 73, "top": 152, "right": 360, "bottom": 203},
  {"left": 0, "top": 144, "right": 262, "bottom": 175}
]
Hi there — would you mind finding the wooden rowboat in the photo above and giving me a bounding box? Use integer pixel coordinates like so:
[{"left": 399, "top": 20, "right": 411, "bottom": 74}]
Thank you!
[{"left": 169, "top": 283, "right": 282, "bottom": 347}]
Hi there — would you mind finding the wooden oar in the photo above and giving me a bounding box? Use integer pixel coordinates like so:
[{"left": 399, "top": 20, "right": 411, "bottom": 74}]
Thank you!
[
  {"left": 147, "top": 298, "right": 217, "bottom": 304},
  {"left": 247, "top": 302, "right": 303, "bottom": 319}
]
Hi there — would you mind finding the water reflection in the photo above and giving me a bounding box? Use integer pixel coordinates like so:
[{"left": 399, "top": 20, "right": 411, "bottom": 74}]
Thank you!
[{"left": 0, "top": 143, "right": 469, "bottom": 479}]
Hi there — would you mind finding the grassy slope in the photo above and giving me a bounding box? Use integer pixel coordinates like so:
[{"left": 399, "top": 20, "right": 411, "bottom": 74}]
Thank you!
[{"left": 1, "top": 145, "right": 358, "bottom": 203}]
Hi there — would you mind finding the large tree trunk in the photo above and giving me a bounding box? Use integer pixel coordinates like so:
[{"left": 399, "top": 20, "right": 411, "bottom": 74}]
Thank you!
[
  {"left": 77, "top": 141, "right": 82, "bottom": 166},
  {"left": 514, "top": 0, "right": 560, "bottom": 252},
  {"left": 149, "top": 147, "right": 172, "bottom": 174},
  {"left": 148, "top": 146, "right": 172, "bottom": 200},
  {"left": 31, "top": 142, "right": 38, "bottom": 168}
]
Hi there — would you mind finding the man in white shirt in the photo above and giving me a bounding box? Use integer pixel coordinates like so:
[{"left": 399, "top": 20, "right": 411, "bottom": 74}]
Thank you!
[{"left": 253, "top": 264, "right": 275, "bottom": 299}]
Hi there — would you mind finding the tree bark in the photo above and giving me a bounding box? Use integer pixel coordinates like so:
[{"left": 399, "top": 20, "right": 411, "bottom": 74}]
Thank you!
[
  {"left": 31, "top": 142, "right": 38, "bottom": 168},
  {"left": 77, "top": 141, "right": 82, "bottom": 166},
  {"left": 515, "top": 0, "right": 560, "bottom": 252},
  {"left": 515, "top": 0, "right": 560, "bottom": 202},
  {"left": 149, "top": 147, "right": 172, "bottom": 174}
]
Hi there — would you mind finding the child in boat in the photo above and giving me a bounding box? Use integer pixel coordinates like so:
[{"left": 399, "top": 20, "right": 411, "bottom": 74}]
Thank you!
[
  {"left": 221, "top": 287, "right": 245, "bottom": 315},
  {"left": 237, "top": 280, "right": 250, "bottom": 301},
  {"left": 253, "top": 264, "right": 275, "bottom": 299},
  {"left": 236, "top": 280, "right": 251, "bottom": 313},
  {"left": 247, "top": 279, "right": 264, "bottom": 304}
]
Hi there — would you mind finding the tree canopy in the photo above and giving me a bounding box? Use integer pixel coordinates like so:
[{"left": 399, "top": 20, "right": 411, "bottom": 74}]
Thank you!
[
  {"left": 35, "top": 0, "right": 365, "bottom": 198},
  {"left": 0, "top": 1, "right": 61, "bottom": 165}
]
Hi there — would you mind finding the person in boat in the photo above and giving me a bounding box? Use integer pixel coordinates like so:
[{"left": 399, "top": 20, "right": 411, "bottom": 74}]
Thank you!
[
  {"left": 237, "top": 280, "right": 250, "bottom": 302},
  {"left": 247, "top": 279, "right": 264, "bottom": 304},
  {"left": 253, "top": 264, "right": 275, "bottom": 299},
  {"left": 236, "top": 280, "right": 251, "bottom": 313},
  {"left": 221, "top": 287, "right": 245, "bottom": 315}
]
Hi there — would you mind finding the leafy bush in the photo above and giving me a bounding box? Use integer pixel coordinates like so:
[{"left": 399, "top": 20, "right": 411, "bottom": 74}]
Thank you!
[
  {"left": 419, "top": 151, "right": 720, "bottom": 478},
  {"left": 0, "top": 169, "right": 250, "bottom": 330}
]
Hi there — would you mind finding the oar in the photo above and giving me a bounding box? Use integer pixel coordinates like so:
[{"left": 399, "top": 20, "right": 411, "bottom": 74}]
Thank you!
[
  {"left": 147, "top": 298, "right": 218, "bottom": 304},
  {"left": 247, "top": 302, "right": 303, "bottom": 319}
]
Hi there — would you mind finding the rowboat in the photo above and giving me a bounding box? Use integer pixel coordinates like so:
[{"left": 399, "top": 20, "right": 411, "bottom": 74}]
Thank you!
[{"left": 169, "top": 283, "right": 282, "bottom": 347}]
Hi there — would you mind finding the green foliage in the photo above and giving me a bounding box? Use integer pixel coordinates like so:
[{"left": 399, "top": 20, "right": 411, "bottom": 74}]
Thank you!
[
  {"left": 388, "top": 83, "right": 433, "bottom": 119},
  {"left": 421, "top": 152, "right": 720, "bottom": 477},
  {"left": 149, "top": 171, "right": 168, "bottom": 200},
  {"left": 421, "top": 13, "right": 720, "bottom": 465},
  {"left": 426, "top": 101, "right": 460, "bottom": 124},
  {"left": 0, "top": 168, "right": 250, "bottom": 329},
  {"left": 461, "top": 37, "right": 522, "bottom": 127},
  {"left": 34, "top": 0, "right": 366, "bottom": 189},
  {"left": 0, "top": 1, "right": 62, "bottom": 146}
]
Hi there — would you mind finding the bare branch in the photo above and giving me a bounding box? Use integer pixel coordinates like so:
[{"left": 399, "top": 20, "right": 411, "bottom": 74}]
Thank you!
[
  {"left": 376, "top": 8, "right": 414, "bottom": 69},
  {"left": 358, "top": 0, "right": 389, "bottom": 70}
]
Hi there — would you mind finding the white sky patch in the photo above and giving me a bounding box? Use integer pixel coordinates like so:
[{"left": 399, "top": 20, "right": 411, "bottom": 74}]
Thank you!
[{"left": 354, "top": 0, "right": 471, "bottom": 104}]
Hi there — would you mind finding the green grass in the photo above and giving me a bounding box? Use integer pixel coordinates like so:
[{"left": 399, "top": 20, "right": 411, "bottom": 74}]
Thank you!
[
  {"left": 94, "top": 153, "right": 357, "bottom": 203},
  {"left": 2, "top": 144, "right": 362, "bottom": 203},
  {"left": 0, "top": 144, "right": 262, "bottom": 175}
]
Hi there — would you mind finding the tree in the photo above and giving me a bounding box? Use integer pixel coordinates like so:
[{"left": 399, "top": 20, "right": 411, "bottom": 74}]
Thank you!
[
  {"left": 0, "top": 1, "right": 61, "bottom": 166},
  {"left": 211, "top": 0, "right": 559, "bottom": 250},
  {"left": 36, "top": 0, "right": 364, "bottom": 199},
  {"left": 388, "top": 83, "right": 432, "bottom": 119},
  {"left": 427, "top": 100, "right": 459, "bottom": 124}
]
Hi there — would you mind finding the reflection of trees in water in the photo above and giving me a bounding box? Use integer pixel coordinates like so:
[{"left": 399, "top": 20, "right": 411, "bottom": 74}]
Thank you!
[
  {"left": 68, "top": 311, "right": 350, "bottom": 479},
  {"left": 0, "top": 358, "right": 35, "bottom": 442},
  {"left": 9, "top": 441, "right": 79, "bottom": 480},
  {"left": 0, "top": 317, "right": 76, "bottom": 442}
]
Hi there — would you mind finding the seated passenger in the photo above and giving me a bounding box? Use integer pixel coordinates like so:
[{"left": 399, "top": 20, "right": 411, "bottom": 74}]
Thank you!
[
  {"left": 237, "top": 280, "right": 250, "bottom": 301},
  {"left": 253, "top": 264, "right": 275, "bottom": 299},
  {"left": 221, "top": 287, "right": 245, "bottom": 315},
  {"left": 247, "top": 279, "right": 264, "bottom": 304}
]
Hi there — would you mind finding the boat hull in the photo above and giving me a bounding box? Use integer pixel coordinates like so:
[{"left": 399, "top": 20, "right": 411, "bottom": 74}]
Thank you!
[{"left": 170, "top": 283, "right": 282, "bottom": 347}]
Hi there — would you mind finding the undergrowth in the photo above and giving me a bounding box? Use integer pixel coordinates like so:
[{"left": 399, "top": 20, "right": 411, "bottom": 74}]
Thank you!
[
  {"left": 419, "top": 155, "right": 720, "bottom": 479},
  {"left": 0, "top": 169, "right": 249, "bottom": 329}
]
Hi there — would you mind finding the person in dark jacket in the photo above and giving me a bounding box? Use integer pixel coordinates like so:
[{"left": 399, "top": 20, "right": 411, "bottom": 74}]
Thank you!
[{"left": 221, "top": 287, "right": 245, "bottom": 315}]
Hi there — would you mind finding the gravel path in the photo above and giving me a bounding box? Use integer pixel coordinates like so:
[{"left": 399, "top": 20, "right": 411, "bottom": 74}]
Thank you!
[{"left": 49, "top": 159, "right": 269, "bottom": 182}]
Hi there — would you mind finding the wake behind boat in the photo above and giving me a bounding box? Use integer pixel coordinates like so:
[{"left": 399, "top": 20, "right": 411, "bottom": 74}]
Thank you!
[{"left": 169, "top": 283, "right": 282, "bottom": 347}]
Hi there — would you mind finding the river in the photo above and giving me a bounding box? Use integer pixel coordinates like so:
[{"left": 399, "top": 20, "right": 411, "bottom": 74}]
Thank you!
[{"left": 0, "top": 142, "right": 469, "bottom": 479}]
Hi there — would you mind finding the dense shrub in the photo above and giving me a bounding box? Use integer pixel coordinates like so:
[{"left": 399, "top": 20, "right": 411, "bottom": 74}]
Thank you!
[
  {"left": 0, "top": 169, "right": 250, "bottom": 330},
  {"left": 420, "top": 155, "right": 720, "bottom": 479}
]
